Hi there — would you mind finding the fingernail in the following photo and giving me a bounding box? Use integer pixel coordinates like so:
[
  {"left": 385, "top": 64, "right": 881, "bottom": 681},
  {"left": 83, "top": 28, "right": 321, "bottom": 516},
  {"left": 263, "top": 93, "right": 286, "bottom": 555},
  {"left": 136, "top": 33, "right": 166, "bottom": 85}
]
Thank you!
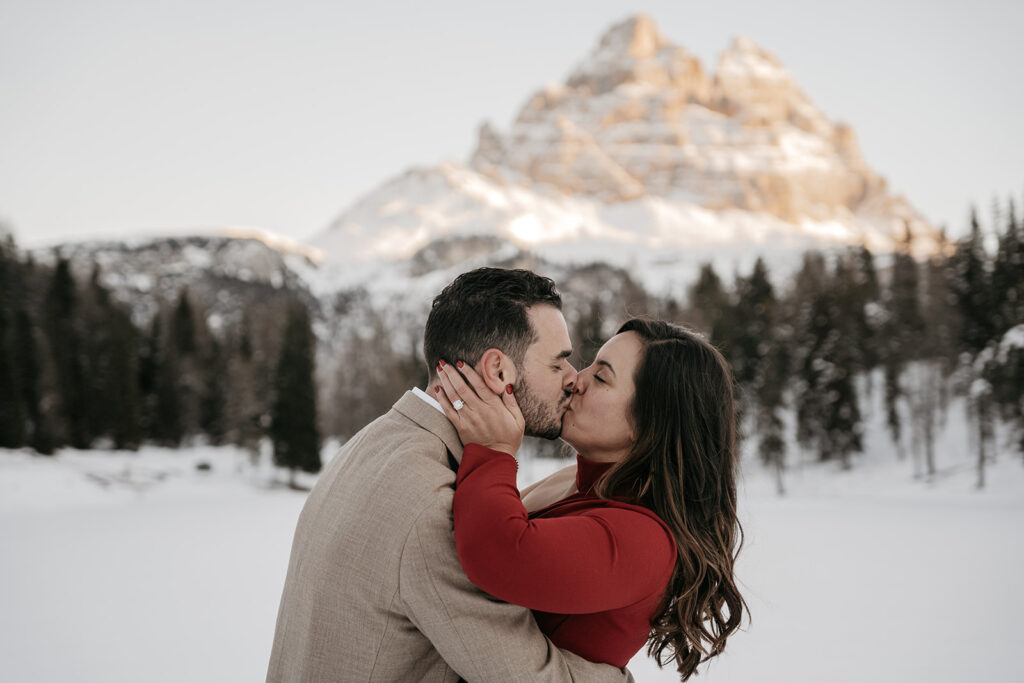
[
  {"left": 456, "top": 360, "right": 464, "bottom": 368},
  {"left": 505, "top": 384, "right": 513, "bottom": 394},
  {"left": 434, "top": 385, "right": 440, "bottom": 393},
  {"left": 438, "top": 359, "right": 446, "bottom": 368}
]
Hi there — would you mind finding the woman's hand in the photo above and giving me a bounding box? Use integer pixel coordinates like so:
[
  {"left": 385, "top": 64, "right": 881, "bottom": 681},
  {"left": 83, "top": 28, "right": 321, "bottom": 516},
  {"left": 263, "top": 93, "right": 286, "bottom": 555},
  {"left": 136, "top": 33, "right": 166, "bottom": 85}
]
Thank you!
[{"left": 435, "top": 360, "right": 525, "bottom": 457}]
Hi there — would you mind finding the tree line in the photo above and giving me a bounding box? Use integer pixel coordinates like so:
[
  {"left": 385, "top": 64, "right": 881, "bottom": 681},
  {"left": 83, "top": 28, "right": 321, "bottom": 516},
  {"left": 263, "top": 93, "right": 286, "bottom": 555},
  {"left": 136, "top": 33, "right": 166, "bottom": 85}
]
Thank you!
[
  {"left": 667, "top": 200, "right": 1022, "bottom": 491},
  {"left": 0, "top": 196, "right": 1021, "bottom": 492},
  {"left": 0, "top": 240, "right": 321, "bottom": 485}
]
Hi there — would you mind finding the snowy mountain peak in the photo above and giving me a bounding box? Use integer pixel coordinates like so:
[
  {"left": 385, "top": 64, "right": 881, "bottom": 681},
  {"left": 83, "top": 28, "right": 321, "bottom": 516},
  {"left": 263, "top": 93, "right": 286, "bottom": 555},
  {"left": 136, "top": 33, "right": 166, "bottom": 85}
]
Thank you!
[
  {"left": 565, "top": 15, "right": 706, "bottom": 98},
  {"left": 313, "top": 16, "right": 940, "bottom": 286},
  {"left": 594, "top": 14, "right": 668, "bottom": 60},
  {"left": 713, "top": 35, "right": 829, "bottom": 136},
  {"left": 723, "top": 35, "right": 780, "bottom": 64}
]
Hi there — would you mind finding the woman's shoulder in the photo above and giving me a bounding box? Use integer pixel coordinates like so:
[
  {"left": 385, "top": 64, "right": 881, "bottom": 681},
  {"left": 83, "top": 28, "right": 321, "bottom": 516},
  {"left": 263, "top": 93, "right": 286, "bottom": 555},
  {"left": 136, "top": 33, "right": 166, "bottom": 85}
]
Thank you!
[{"left": 585, "top": 500, "right": 676, "bottom": 553}]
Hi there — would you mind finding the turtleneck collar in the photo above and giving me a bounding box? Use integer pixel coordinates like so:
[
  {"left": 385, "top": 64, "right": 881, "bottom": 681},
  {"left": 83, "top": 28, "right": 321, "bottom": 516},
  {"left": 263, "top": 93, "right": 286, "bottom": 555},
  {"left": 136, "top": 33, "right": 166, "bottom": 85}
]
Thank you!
[{"left": 574, "top": 454, "right": 616, "bottom": 495}]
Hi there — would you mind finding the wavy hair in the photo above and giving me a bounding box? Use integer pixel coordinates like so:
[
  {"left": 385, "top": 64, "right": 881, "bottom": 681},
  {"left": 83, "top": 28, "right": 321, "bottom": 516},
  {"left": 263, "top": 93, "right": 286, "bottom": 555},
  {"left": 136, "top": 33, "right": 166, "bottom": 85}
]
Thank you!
[{"left": 594, "top": 318, "right": 746, "bottom": 680}]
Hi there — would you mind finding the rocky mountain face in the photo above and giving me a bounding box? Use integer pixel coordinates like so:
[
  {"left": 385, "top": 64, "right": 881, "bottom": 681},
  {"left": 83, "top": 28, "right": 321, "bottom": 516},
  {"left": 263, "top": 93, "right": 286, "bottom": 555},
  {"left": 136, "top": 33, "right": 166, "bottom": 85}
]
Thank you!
[
  {"left": 475, "top": 19, "right": 874, "bottom": 218},
  {"left": 32, "top": 235, "right": 319, "bottom": 331},
  {"left": 315, "top": 15, "right": 936, "bottom": 281}
]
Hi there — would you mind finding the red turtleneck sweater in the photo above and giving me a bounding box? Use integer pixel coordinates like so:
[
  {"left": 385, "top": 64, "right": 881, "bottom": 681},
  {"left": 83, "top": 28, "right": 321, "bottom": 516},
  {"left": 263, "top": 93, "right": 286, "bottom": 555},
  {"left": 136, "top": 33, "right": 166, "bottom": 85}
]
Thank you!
[{"left": 452, "top": 444, "right": 677, "bottom": 668}]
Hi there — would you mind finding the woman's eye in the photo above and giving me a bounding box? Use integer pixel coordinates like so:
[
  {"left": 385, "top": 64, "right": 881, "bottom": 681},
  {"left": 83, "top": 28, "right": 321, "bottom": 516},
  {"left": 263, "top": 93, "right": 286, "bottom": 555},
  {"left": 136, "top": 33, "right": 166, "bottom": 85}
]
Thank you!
[{"left": 594, "top": 374, "right": 606, "bottom": 384}]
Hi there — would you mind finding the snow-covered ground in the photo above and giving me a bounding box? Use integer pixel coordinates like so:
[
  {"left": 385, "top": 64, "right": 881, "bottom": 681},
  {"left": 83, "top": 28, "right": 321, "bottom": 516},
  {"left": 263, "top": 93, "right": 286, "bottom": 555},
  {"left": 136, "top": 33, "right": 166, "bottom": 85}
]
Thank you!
[{"left": 2, "top": 400, "right": 1022, "bottom": 683}]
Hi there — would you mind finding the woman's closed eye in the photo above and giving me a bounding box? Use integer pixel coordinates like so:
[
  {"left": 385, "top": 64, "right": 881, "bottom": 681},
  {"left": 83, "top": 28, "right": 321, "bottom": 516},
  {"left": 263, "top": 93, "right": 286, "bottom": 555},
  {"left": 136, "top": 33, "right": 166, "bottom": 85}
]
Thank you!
[{"left": 594, "top": 374, "right": 606, "bottom": 384}]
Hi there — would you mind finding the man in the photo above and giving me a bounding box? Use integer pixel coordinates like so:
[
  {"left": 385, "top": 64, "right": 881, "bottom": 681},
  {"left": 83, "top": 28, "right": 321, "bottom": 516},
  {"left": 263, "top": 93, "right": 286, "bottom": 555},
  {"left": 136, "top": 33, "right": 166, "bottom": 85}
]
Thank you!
[{"left": 267, "top": 268, "right": 633, "bottom": 682}]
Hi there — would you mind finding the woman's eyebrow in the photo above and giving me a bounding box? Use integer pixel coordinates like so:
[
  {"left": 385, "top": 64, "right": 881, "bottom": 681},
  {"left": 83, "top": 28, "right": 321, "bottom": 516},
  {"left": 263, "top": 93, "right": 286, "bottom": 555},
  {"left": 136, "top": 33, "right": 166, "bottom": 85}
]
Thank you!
[{"left": 595, "top": 359, "right": 616, "bottom": 376}]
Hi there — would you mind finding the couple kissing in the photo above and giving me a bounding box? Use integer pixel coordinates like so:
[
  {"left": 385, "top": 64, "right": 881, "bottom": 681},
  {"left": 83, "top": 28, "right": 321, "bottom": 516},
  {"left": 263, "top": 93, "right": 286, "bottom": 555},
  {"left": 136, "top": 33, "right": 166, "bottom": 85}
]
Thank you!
[{"left": 267, "top": 267, "right": 745, "bottom": 682}]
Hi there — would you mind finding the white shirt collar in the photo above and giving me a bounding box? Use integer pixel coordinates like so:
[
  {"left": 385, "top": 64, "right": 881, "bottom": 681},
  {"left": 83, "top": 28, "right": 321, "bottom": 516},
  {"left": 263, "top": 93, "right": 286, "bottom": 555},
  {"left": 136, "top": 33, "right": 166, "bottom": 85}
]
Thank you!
[{"left": 412, "top": 386, "right": 446, "bottom": 416}]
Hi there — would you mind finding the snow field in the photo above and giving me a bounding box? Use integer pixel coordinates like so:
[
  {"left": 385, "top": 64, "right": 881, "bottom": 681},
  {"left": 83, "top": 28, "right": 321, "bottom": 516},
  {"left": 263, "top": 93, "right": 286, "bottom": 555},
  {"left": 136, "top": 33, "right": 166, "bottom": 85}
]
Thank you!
[{"left": 1, "top": 425, "right": 1022, "bottom": 682}]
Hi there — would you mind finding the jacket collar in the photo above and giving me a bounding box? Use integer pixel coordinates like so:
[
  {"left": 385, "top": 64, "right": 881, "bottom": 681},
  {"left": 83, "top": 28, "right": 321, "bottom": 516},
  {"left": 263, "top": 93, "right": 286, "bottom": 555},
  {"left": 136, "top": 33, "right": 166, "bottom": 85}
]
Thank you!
[{"left": 393, "top": 390, "right": 465, "bottom": 464}]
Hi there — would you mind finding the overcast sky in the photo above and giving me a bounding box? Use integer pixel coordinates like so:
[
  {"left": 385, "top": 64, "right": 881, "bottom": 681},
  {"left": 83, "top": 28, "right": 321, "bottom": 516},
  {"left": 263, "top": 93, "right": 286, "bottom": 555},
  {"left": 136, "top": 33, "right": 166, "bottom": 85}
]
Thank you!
[{"left": 2, "top": 0, "right": 1021, "bottom": 248}]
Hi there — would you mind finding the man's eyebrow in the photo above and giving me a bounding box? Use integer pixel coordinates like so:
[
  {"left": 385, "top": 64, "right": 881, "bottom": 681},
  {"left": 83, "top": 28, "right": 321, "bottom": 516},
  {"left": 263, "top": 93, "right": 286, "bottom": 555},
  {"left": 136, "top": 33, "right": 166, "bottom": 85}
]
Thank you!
[
  {"left": 596, "top": 359, "right": 616, "bottom": 375},
  {"left": 554, "top": 349, "right": 573, "bottom": 361}
]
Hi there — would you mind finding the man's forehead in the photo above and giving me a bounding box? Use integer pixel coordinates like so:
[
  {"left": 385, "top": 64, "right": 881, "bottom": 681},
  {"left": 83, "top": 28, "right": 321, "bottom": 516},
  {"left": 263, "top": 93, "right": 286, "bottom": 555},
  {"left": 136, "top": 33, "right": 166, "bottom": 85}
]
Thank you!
[{"left": 526, "top": 304, "right": 571, "bottom": 351}]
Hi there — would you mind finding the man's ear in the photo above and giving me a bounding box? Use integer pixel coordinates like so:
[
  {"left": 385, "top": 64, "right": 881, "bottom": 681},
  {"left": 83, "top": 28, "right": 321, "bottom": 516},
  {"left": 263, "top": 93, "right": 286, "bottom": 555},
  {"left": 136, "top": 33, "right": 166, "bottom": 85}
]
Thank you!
[{"left": 475, "top": 348, "right": 517, "bottom": 395}]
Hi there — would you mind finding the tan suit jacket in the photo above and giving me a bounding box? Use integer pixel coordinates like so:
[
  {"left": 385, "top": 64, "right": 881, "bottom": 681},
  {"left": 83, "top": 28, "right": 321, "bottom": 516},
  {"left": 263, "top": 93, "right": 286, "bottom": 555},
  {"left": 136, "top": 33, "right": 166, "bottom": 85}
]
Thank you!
[{"left": 266, "top": 391, "right": 634, "bottom": 682}]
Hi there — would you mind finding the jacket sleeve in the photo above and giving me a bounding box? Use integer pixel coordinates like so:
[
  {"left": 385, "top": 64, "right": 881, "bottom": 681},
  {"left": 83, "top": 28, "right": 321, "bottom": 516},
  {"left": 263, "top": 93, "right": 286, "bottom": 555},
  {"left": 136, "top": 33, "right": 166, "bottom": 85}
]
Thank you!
[
  {"left": 398, "top": 489, "right": 635, "bottom": 683},
  {"left": 453, "top": 445, "right": 676, "bottom": 614}
]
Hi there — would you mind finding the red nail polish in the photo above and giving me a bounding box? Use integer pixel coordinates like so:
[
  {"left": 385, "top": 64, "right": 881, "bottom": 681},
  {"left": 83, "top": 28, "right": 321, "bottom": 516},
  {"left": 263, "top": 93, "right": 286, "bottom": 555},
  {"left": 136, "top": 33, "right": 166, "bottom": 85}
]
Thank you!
[
  {"left": 438, "top": 359, "right": 446, "bottom": 368},
  {"left": 456, "top": 360, "right": 464, "bottom": 368},
  {"left": 434, "top": 385, "right": 440, "bottom": 393},
  {"left": 505, "top": 384, "right": 513, "bottom": 394}
]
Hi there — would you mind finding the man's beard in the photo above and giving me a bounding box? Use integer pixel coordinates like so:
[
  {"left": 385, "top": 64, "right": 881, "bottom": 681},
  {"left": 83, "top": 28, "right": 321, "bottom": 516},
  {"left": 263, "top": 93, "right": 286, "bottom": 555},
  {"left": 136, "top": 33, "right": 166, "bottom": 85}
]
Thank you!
[{"left": 517, "top": 375, "right": 569, "bottom": 440}]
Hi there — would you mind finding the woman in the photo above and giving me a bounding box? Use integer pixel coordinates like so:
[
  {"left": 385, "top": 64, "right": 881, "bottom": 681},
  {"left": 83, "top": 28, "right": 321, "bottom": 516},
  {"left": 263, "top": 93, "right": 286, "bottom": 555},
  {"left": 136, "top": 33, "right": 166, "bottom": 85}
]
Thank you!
[{"left": 434, "top": 318, "right": 746, "bottom": 680}]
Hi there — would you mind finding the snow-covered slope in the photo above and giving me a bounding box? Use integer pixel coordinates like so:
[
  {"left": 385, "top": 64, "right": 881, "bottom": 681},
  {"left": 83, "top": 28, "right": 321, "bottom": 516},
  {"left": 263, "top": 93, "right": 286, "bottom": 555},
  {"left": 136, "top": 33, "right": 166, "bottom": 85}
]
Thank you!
[
  {"left": 32, "top": 234, "right": 320, "bottom": 329},
  {"left": 314, "top": 15, "right": 938, "bottom": 282}
]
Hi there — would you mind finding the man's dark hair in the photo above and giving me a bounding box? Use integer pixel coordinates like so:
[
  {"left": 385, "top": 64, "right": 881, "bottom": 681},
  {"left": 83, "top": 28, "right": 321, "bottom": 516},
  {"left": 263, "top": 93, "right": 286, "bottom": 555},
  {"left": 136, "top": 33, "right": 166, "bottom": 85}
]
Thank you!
[{"left": 424, "top": 267, "right": 562, "bottom": 376}]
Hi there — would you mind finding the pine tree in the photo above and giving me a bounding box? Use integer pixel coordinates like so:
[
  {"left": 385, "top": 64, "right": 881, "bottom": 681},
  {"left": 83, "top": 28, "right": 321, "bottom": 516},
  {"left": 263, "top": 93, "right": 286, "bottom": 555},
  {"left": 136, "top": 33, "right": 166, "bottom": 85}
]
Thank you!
[
  {"left": 172, "top": 290, "right": 197, "bottom": 355},
  {"left": 573, "top": 298, "right": 605, "bottom": 367},
  {"left": 164, "top": 289, "right": 214, "bottom": 440},
  {"left": 14, "top": 309, "right": 45, "bottom": 451},
  {"left": 849, "top": 247, "right": 881, "bottom": 374},
  {"left": 823, "top": 256, "right": 863, "bottom": 468},
  {"left": 271, "top": 302, "right": 321, "bottom": 486},
  {"left": 224, "top": 313, "right": 264, "bottom": 461},
  {"left": 0, "top": 240, "right": 26, "bottom": 446},
  {"left": 731, "top": 258, "right": 774, "bottom": 388},
  {"left": 200, "top": 336, "right": 227, "bottom": 444},
  {"left": 70, "top": 269, "right": 143, "bottom": 452},
  {"left": 791, "top": 253, "right": 862, "bottom": 466},
  {"left": 733, "top": 258, "right": 789, "bottom": 492},
  {"left": 992, "top": 198, "right": 1024, "bottom": 336},
  {"left": 150, "top": 311, "right": 183, "bottom": 446},
  {"left": 687, "top": 263, "right": 735, "bottom": 356},
  {"left": 0, "top": 307, "right": 26, "bottom": 447},
  {"left": 791, "top": 252, "right": 830, "bottom": 460},
  {"left": 45, "top": 257, "right": 90, "bottom": 448},
  {"left": 988, "top": 199, "right": 1024, "bottom": 458},
  {"left": 107, "top": 306, "right": 143, "bottom": 450},
  {"left": 880, "top": 227, "right": 925, "bottom": 460},
  {"left": 950, "top": 208, "right": 994, "bottom": 355},
  {"left": 914, "top": 233, "right": 959, "bottom": 479},
  {"left": 137, "top": 314, "right": 160, "bottom": 440},
  {"left": 988, "top": 325, "right": 1024, "bottom": 457},
  {"left": 946, "top": 208, "right": 1001, "bottom": 476},
  {"left": 83, "top": 265, "right": 116, "bottom": 442}
]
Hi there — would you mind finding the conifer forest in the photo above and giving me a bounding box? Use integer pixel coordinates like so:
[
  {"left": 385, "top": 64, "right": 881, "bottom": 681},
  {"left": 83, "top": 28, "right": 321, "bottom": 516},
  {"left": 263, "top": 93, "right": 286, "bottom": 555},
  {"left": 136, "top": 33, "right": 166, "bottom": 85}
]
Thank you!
[{"left": 1, "top": 200, "right": 1021, "bottom": 493}]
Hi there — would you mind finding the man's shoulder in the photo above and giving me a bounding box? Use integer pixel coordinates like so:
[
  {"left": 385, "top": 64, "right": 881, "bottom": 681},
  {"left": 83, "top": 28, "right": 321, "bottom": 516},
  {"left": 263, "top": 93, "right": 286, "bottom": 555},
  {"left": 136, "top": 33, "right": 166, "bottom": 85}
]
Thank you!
[{"left": 337, "top": 407, "right": 458, "bottom": 492}]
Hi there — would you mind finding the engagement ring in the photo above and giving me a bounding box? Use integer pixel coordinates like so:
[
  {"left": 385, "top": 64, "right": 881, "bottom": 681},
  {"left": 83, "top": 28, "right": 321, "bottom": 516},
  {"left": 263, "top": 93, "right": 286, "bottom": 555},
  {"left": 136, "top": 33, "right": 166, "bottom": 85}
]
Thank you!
[{"left": 452, "top": 399, "right": 465, "bottom": 411}]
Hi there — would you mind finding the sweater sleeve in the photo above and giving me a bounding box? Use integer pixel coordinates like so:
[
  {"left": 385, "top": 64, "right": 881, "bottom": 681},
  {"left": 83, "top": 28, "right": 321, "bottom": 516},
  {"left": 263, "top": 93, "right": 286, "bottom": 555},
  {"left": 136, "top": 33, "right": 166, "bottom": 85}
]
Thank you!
[{"left": 453, "top": 444, "right": 676, "bottom": 615}]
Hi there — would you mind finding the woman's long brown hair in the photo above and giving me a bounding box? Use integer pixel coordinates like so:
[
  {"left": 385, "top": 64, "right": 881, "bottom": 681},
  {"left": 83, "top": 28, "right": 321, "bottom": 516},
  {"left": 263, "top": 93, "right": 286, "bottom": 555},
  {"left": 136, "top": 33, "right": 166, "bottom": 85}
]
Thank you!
[{"left": 594, "top": 318, "right": 746, "bottom": 680}]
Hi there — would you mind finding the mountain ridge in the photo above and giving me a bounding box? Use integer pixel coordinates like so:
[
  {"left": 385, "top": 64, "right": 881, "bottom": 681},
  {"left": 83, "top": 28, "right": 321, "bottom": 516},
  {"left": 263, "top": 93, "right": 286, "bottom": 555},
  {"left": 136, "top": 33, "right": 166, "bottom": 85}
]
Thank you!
[{"left": 315, "top": 14, "right": 937, "bottom": 273}]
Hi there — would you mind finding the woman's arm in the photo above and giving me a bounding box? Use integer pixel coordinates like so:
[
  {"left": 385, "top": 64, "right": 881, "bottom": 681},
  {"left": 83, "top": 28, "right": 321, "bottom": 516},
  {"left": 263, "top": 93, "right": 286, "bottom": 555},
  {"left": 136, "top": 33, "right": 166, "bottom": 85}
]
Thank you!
[
  {"left": 452, "top": 443, "right": 676, "bottom": 615},
  {"left": 435, "top": 361, "right": 675, "bottom": 614}
]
